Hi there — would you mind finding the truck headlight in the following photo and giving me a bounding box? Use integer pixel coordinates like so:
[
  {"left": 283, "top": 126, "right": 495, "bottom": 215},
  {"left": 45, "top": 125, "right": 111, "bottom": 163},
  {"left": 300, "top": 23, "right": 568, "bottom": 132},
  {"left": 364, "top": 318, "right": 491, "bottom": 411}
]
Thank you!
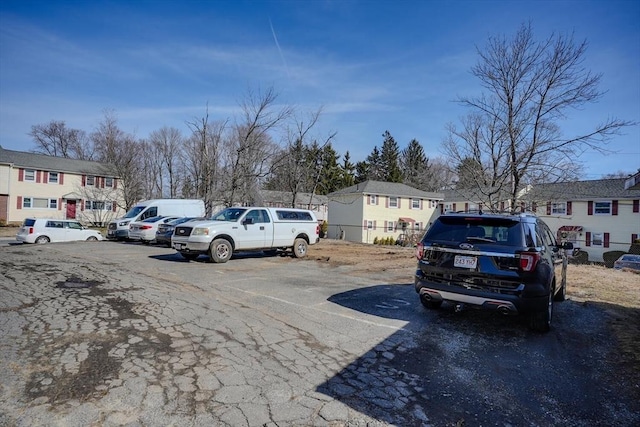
[{"left": 192, "top": 228, "right": 210, "bottom": 236}]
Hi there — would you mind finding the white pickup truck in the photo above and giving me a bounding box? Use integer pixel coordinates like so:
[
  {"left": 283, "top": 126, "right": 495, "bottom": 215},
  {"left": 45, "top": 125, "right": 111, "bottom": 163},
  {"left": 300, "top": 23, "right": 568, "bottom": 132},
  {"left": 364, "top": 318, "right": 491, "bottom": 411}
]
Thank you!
[{"left": 171, "top": 207, "right": 320, "bottom": 263}]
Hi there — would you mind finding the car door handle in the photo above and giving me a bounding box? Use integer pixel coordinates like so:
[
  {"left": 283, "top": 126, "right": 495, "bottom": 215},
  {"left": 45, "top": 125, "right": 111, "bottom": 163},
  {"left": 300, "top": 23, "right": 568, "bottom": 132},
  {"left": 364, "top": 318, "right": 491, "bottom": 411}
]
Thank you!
[{"left": 260, "top": 226, "right": 264, "bottom": 230}]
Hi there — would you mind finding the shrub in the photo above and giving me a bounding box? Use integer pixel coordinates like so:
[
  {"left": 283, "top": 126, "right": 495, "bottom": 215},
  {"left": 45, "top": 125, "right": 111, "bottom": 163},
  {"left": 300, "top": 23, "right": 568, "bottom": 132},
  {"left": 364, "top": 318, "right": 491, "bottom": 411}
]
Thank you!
[
  {"left": 373, "top": 237, "right": 379, "bottom": 245},
  {"left": 628, "top": 239, "right": 640, "bottom": 255},
  {"left": 570, "top": 250, "right": 589, "bottom": 265},
  {"left": 603, "top": 251, "right": 626, "bottom": 268}
]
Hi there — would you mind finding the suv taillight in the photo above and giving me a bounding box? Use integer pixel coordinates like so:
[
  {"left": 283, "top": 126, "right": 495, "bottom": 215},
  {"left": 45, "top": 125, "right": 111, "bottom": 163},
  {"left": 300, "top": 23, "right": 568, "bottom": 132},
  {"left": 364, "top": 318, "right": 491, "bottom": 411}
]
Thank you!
[
  {"left": 416, "top": 243, "right": 424, "bottom": 260},
  {"left": 519, "top": 252, "right": 540, "bottom": 272},
  {"left": 29, "top": 227, "right": 34, "bottom": 234},
  {"left": 316, "top": 224, "right": 320, "bottom": 236}
]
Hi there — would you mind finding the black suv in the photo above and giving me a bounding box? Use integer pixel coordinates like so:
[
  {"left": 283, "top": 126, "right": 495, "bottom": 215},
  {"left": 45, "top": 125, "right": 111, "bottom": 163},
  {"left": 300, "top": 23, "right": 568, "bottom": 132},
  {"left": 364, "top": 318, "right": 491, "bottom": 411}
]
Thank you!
[{"left": 414, "top": 212, "right": 573, "bottom": 332}]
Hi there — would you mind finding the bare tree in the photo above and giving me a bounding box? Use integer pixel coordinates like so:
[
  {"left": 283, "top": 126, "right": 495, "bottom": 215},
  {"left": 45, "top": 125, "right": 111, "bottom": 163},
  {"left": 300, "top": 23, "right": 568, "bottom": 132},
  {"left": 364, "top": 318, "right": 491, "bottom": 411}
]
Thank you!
[
  {"left": 183, "top": 106, "right": 227, "bottom": 214},
  {"left": 445, "top": 23, "right": 634, "bottom": 209},
  {"left": 91, "top": 110, "right": 144, "bottom": 210},
  {"left": 148, "top": 127, "right": 183, "bottom": 198},
  {"left": 219, "top": 87, "right": 292, "bottom": 207},
  {"left": 29, "top": 120, "right": 94, "bottom": 160}
]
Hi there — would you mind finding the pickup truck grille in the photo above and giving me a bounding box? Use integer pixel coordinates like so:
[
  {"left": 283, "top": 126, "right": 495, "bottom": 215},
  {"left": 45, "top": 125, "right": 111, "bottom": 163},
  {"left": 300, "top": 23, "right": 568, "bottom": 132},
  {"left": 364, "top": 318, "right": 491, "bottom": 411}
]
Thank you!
[{"left": 174, "top": 226, "right": 193, "bottom": 237}]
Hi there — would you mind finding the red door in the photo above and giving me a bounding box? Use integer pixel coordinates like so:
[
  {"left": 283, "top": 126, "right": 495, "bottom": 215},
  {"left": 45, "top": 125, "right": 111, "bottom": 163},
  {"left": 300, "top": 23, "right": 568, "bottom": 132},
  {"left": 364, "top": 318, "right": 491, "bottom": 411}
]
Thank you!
[{"left": 66, "top": 200, "right": 77, "bottom": 219}]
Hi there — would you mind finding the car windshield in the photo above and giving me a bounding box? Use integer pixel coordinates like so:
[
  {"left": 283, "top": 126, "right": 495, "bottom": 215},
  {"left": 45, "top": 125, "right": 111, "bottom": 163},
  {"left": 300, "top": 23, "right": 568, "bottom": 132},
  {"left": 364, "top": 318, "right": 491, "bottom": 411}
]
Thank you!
[
  {"left": 425, "top": 216, "right": 523, "bottom": 246},
  {"left": 123, "top": 206, "right": 146, "bottom": 219},
  {"left": 210, "top": 208, "right": 247, "bottom": 222}
]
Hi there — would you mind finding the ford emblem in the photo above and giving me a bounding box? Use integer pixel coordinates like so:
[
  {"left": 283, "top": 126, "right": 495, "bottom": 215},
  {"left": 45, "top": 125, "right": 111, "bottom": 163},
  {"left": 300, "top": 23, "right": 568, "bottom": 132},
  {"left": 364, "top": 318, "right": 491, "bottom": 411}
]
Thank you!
[{"left": 459, "top": 243, "right": 473, "bottom": 250}]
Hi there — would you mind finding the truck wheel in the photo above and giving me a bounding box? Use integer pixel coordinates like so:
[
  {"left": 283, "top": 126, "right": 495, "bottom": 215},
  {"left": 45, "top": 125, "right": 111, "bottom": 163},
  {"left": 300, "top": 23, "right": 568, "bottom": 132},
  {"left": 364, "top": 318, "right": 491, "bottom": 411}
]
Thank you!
[
  {"left": 35, "top": 236, "right": 50, "bottom": 244},
  {"left": 209, "top": 238, "right": 232, "bottom": 263},
  {"left": 292, "top": 238, "right": 308, "bottom": 258}
]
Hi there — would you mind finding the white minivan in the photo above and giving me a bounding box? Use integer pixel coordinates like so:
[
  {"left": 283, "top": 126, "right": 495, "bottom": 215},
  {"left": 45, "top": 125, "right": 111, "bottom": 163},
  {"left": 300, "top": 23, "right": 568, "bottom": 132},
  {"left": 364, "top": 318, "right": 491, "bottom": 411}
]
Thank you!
[
  {"left": 106, "top": 199, "right": 205, "bottom": 240},
  {"left": 16, "top": 218, "right": 103, "bottom": 244}
]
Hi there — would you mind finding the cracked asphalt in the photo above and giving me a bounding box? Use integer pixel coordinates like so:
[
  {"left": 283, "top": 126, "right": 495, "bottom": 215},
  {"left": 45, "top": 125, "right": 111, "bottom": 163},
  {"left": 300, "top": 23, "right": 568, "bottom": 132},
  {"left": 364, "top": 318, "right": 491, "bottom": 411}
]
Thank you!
[{"left": 1, "top": 240, "right": 638, "bottom": 427}]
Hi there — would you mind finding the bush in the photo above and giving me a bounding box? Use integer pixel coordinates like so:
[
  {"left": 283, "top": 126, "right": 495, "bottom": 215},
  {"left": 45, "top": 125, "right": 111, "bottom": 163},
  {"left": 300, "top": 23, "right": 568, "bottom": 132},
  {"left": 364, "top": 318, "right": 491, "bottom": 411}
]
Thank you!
[
  {"left": 628, "top": 239, "right": 640, "bottom": 255},
  {"left": 320, "top": 221, "right": 328, "bottom": 238},
  {"left": 603, "top": 251, "right": 626, "bottom": 268},
  {"left": 570, "top": 250, "right": 589, "bottom": 265},
  {"left": 373, "top": 237, "right": 379, "bottom": 245}
]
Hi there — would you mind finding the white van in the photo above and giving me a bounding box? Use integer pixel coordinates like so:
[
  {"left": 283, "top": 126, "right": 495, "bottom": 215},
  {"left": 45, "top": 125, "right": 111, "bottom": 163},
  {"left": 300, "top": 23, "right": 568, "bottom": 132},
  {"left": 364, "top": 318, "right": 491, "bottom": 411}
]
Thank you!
[{"left": 106, "top": 199, "right": 205, "bottom": 240}]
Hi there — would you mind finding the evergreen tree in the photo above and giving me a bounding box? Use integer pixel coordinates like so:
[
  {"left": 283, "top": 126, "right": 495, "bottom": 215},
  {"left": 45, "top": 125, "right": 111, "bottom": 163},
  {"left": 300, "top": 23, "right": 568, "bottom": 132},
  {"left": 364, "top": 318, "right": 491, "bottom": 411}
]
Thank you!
[
  {"left": 380, "top": 130, "right": 402, "bottom": 182},
  {"left": 401, "top": 138, "right": 436, "bottom": 191},
  {"left": 366, "top": 146, "right": 384, "bottom": 180},
  {"left": 339, "top": 151, "right": 356, "bottom": 188}
]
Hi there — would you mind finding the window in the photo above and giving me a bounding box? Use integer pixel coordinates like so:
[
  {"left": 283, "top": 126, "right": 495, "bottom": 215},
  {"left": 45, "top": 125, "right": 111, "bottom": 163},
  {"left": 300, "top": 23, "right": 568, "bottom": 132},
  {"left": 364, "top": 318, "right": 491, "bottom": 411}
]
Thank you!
[
  {"left": 105, "top": 177, "right": 113, "bottom": 187},
  {"left": 88, "top": 201, "right": 111, "bottom": 211},
  {"left": 592, "top": 233, "right": 603, "bottom": 246},
  {"left": 23, "top": 197, "right": 56, "bottom": 209},
  {"left": 551, "top": 202, "right": 566, "bottom": 215},
  {"left": 412, "top": 199, "right": 420, "bottom": 209},
  {"left": 366, "top": 220, "right": 373, "bottom": 230},
  {"left": 48, "top": 172, "right": 59, "bottom": 184},
  {"left": 594, "top": 201, "right": 611, "bottom": 215},
  {"left": 389, "top": 197, "right": 398, "bottom": 208},
  {"left": 275, "top": 210, "right": 311, "bottom": 221},
  {"left": 387, "top": 221, "right": 395, "bottom": 232},
  {"left": 370, "top": 195, "right": 378, "bottom": 205},
  {"left": 86, "top": 175, "right": 95, "bottom": 186},
  {"left": 414, "top": 222, "right": 421, "bottom": 231},
  {"left": 24, "top": 169, "right": 35, "bottom": 181}
]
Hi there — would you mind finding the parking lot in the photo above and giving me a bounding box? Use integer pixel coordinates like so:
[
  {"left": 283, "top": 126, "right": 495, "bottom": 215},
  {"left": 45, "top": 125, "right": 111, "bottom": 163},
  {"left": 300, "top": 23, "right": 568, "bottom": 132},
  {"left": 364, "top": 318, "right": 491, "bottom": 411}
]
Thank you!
[{"left": 1, "top": 239, "right": 638, "bottom": 426}]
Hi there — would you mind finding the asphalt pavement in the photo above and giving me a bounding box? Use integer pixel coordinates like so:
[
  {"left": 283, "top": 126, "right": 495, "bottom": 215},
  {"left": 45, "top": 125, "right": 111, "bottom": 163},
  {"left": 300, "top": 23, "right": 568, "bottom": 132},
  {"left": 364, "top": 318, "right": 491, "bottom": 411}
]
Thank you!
[{"left": 1, "top": 240, "right": 638, "bottom": 426}]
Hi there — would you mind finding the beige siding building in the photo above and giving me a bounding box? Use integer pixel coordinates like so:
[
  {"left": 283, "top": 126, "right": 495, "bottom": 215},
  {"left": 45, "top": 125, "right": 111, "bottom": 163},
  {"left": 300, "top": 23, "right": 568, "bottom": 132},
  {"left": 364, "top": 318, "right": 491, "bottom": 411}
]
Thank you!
[
  {"left": 327, "top": 180, "right": 443, "bottom": 244},
  {"left": 526, "top": 178, "right": 640, "bottom": 262},
  {"left": 0, "top": 146, "right": 125, "bottom": 226}
]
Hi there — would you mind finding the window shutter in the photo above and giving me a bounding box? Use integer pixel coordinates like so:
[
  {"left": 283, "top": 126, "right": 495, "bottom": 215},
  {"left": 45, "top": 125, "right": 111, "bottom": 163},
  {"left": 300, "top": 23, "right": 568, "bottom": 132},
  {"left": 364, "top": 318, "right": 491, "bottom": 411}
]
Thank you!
[
  {"left": 385, "top": 197, "right": 389, "bottom": 208},
  {"left": 604, "top": 233, "right": 610, "bottom": 248},
  {"left": 81, "top": 200, "right": 85, "bottom": 211},
  {"left": 465, "top": 203, "right": 469, "bottom": 212},
  {"left": 567, "top": 201, "right": 572, "bottom": 215},
  {"left": 44, "top": 172, "right": 49, "bottom": 184},
  {"left": 112, "top": 201, "right": 117, "bottom": 212},
  {"left": 421, "top": 199, "right": 424, "bottom": 210},
  {"left": 634, "top": 200, "right": 639, "bottom": 213},
  {"left": 632, "top": 234, "right": 638, "bottom": 243},
  {"left": 18, "top": 168, "right": 24, "bottom": 181},
  {"left": 587, "top": 201, "right": 593, "bottom": 215},
  {"left": 384, "top": 220, "right": 387, "bottom": 232},
  {"left": 58, "top": 198, "right": 62, "bottom": 210},
  {"left": 439, "top": 203, "right": 444, "bottom": 214},
  {"left": 398, "top": 198, "right": 401, "bottom": 208},
  {"left": 363, "top": 220, "right": 367, "bottom": 229},
  {"left": 373, "top": 220, "right": 377, "bottom": 230},
  {"left": 59, "top": 172, "right": 64, "bottom": 185},
  {"left": 82, "top": 175, "right": 86, "bottom": 186},
  {"left": 17, "top": 196, "right": 22, "bottom": 209},
  {"left": 36, "top": 171, "right": 41, "bottom": 183},
  {"left": 367, "top": 195, "right": 370, "bottom": 205},
  {"left": 546, "top": 202, "right": 551, "bottom": 215},
  {"left": 585, "top": 232, "right": 591, "bottom": 246},
  {"left": 452, "top": 203, "right": 457, "bottom": 212},
  {"left": 612, "top": 200, "right": 618, "bottom": 216}
]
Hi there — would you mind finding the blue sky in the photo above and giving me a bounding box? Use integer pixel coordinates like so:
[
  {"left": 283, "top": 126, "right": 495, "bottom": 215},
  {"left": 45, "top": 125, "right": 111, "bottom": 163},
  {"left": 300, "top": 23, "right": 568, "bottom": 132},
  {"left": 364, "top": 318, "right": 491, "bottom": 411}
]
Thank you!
[{"left": 1, "top": 0, "right": 638, "bottom": 179}]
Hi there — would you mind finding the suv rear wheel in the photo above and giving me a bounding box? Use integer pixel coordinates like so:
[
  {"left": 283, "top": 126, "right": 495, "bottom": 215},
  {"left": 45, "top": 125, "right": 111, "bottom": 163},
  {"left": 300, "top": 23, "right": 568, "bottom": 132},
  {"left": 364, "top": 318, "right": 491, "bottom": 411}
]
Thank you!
[{"left": 529, "top": 290, "right": 553, "bottom": 332}]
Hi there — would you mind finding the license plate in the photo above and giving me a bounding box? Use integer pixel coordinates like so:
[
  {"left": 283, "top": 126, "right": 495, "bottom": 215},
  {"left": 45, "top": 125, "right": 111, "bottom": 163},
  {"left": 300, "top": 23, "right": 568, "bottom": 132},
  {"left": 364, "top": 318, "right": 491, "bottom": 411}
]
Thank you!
[{"left": 454, "top": 255, "right": 477, "bottom": 269}]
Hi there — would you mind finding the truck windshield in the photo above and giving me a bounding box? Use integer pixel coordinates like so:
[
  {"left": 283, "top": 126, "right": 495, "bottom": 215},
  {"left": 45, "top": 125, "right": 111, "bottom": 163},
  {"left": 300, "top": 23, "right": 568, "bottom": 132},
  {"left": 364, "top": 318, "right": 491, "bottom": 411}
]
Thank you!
[
  {"left": 123, "top": 206, "right": 146, "bottom": 219},
  {"left": 210, "top": 208, "right": 247, "bottom": 222}
]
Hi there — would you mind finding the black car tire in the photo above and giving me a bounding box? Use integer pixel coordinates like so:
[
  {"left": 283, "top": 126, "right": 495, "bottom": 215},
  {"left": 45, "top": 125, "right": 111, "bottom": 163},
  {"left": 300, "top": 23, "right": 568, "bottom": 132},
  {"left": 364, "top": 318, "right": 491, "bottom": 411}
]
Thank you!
[
  {"left": 292, "top": 238, "right": 308, "bottom": 258},
  {"left": 529, "top": 291, "right": 553, "bottom": 332},
  {"left": 420, "top": 294, "right": 443, "bottom": 309},
  {"left": 209, "top": 238, "right": 232, "bottom": 263},
  {"left": 35, "top": 236, "right": 50, "bottom": 244},
  {"left": 86, "top": 236, "right": 98, "bottom": 241},
  {"left": 180, "top": 252, "right": 199, "bottom": 261}
]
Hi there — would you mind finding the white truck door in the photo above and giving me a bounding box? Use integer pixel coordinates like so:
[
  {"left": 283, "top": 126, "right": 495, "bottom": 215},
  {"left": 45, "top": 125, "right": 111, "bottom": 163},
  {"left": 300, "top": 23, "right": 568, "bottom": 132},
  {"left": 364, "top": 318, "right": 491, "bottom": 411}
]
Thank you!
[{"left": 234, "top": 209, "right": 270, "bottom": 249}]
